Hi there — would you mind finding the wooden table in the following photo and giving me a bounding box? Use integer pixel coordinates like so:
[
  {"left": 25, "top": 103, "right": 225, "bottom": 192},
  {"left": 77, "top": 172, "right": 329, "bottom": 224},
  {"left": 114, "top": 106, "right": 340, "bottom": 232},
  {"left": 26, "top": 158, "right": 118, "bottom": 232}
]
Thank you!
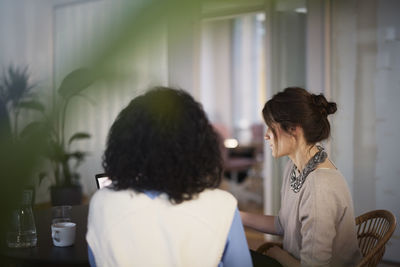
[{"left": 1, "top": 205, "right": 89, "bottom": 267}]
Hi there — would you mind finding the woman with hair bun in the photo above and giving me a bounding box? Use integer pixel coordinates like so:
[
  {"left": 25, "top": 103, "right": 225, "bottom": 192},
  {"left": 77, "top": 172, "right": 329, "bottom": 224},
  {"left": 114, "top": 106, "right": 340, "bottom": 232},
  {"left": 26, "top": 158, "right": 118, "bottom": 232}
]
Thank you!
[{"left": 241, "top": 87, "right": 362, "bottom": 266}]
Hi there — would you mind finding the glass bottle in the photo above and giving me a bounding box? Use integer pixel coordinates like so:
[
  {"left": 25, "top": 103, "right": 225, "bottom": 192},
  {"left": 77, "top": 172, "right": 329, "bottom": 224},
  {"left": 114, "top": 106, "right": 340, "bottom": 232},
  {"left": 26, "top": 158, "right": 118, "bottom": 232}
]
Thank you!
[{"left": 7, "top": 189, "right": 37, "bottom": 248}]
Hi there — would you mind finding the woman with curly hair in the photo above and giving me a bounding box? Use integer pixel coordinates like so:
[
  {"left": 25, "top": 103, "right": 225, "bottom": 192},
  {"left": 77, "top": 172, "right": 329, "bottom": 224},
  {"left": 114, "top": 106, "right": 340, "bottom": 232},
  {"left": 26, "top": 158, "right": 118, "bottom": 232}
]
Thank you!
[
  {"left": 241, "top": 87, "right": 361, "bottom": 266},
  {"left": 86, "top": 87, "right": 252, "bottom": 267}
]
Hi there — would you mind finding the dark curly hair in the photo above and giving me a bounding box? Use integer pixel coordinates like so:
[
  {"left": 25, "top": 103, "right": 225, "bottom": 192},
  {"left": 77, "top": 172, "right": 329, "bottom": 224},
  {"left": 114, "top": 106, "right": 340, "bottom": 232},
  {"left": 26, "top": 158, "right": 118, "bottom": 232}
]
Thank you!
[
  {"left": 103, "top": 87, "right": 223, "bottom": 204},
  {"left": 262, "top": 87, "right": 337, "bottom": 144}
]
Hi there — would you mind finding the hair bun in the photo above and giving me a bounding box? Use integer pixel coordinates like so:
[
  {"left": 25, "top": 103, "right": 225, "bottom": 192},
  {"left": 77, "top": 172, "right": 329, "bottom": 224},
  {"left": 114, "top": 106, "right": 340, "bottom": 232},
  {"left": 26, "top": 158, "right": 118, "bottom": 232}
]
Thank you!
[
  {"left": 311, "top": 94, "right": 337, "bottom": 116},
  {"left": 326, "top": 102, "right": 337, "bottom": 115}
]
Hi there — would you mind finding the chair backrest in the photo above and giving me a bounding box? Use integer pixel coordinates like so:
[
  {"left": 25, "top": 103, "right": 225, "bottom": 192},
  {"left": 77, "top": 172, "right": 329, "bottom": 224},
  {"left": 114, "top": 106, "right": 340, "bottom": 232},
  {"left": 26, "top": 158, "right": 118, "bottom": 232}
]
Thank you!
[{"left": 355, "top": 209, "right": 397, "bottom": 267}]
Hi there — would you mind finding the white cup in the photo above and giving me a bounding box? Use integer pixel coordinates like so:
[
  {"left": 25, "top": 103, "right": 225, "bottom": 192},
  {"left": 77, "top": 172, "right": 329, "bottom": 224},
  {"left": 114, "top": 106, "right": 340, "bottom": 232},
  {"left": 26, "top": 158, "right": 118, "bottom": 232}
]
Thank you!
[{"left": 51, "top": 222, "right": 76, "bottom": 247}]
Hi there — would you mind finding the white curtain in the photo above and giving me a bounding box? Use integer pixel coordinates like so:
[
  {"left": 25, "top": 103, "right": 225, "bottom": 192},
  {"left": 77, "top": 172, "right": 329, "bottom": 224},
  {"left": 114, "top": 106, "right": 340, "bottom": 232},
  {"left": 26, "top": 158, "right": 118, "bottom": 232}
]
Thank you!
[
  {"left": 50, "top": 0, "right": 168, "bottom": 200},
  {"left": 330, "top": 0, "right": 400, "bottom": 260}
]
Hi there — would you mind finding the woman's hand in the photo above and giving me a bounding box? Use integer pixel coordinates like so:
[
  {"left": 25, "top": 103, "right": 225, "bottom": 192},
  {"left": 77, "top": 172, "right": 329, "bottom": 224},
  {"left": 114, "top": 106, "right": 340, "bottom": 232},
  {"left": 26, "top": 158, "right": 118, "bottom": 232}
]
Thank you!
[
  {"left": 265, "top": 245, "right": 284, "bottom": 259},
  {"left": 266, "top": 246, "right": 300, "bottom": 267}
]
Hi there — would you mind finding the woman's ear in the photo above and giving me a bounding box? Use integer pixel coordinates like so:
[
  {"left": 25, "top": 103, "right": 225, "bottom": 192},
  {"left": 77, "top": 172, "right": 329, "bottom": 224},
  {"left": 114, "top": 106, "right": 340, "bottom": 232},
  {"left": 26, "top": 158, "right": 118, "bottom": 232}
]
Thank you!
[
  {"left": 297, "top": 126, "right": 306, "bottom": 139},
  {"left": 290, "top": 126, "right": 303, "bottom": 138},
  {"left": 288, "top": 126, "right": 296, "bottom": 135}
]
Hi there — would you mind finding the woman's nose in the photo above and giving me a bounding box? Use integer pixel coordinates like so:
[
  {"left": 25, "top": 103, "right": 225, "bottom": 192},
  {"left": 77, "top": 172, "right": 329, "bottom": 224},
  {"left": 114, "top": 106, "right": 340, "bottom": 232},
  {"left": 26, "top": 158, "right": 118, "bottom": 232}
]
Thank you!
[{"left": 264, "top": 133, "right": 270, "bottom": 140}]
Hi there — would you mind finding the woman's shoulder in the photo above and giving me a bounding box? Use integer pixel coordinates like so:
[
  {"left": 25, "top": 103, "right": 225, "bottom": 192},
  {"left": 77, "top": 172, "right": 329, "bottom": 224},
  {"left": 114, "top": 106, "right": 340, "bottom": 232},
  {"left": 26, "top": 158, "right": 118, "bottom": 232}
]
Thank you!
[
  {"left": 308, "top": 168, "right": 345, "bottom": 185},
  {"left": 310, "top": 167, "right": 344, "bottom": 181},
  {"left": 196, "top": 188, "right": 237, "bottom": 207},
  {"left": 306, "top": 168, "right": 352, "bottom": 199},
  {"left": 89, "top": 187, "right": 144, "bottom": 211},
  {"left": 171, "top": 189, "right": 238, "bottom": 229}
]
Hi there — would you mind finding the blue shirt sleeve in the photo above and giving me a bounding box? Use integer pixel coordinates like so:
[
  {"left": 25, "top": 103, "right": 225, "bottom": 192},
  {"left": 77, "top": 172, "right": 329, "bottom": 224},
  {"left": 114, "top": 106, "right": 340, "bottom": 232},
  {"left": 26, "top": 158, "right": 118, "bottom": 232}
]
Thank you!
[
  {"left": 88, "top": 245, "right": 97, "bottom": 267},
  {"left": 219, "top": 208, "right": 253, "bottom": 267}
]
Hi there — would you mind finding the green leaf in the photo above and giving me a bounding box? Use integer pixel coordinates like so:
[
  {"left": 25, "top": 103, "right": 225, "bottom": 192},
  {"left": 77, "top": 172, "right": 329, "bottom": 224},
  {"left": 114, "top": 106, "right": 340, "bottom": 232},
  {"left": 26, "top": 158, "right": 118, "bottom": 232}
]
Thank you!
[
  {"left": 58, "top": 68, "right": 95, "bottom": 99},
  {"left": 19, "top": 121, "right": 47, "bottom": 139},
  {"left": 46, "top": 140, "right": 68, "bottom": 163},
  {"left": 68, "top": 132, "right": 91, "bottom": 146},
  {"left": 18, "top": 100, "right": 45, "bottom": 113},
  {"left": 68, "top": 151, "right": 88, "bottom": 161}
]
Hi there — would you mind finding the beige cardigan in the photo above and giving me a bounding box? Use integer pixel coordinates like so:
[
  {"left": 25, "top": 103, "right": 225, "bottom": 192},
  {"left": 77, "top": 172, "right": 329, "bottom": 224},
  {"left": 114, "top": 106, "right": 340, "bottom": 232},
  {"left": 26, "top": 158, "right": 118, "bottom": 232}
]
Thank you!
[{"left": 275, "top": 161, "right": 362, "bottom": 266}]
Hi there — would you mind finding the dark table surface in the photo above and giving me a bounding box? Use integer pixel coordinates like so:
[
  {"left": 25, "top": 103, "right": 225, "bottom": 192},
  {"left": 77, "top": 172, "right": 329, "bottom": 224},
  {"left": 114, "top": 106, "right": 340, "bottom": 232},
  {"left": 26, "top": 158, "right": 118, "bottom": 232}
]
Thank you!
[
  {"left": 1, "top": 204, "right": 280, "bottom": 267},
  {"left": 1, "top": 205, "right": 89, "bottom": 267}
]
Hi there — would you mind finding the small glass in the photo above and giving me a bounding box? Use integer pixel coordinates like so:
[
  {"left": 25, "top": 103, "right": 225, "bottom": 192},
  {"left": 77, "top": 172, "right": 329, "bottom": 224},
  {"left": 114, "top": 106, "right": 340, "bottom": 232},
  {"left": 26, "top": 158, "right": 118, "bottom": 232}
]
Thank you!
[{"left": 51, "top": 205, "right": 72, "bottom": 224}]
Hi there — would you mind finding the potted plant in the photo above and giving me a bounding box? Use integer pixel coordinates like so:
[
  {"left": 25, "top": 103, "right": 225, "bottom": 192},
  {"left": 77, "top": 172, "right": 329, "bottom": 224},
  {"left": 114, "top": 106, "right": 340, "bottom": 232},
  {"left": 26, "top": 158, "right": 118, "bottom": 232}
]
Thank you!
[
  {"left": 43, "top": 68, "right": 95, "bottom": 205},
  {"left": 1, "top": 66, "right": 94, "bottom": 206},
  {"left": 23, "top": 68, "right": 95, "bottom": 206}
]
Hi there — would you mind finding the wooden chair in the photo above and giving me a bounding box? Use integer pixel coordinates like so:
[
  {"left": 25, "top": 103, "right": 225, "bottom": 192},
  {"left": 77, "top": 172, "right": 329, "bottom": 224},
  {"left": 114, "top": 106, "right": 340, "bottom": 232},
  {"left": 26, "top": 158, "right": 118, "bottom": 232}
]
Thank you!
[
  {"left": 256, "top": 209, "right": 397, "bottom": 267},
  {"left": 355, "top": 209, "right": 396, "bottom": 267}
]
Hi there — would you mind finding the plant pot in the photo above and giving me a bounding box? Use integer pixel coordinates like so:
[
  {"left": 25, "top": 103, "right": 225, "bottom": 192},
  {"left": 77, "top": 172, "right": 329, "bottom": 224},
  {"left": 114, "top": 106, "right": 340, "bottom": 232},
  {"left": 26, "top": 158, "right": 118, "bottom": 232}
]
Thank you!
[{"left": 50, "top": 185, "right": 82, "bottom": 206}]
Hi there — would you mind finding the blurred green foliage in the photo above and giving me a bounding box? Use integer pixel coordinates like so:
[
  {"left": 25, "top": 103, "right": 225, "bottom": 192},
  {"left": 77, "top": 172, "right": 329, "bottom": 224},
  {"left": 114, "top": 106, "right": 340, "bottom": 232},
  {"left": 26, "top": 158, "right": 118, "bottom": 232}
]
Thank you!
[{"left": 0, "top": 0, "right": 202, "bottom": 239}]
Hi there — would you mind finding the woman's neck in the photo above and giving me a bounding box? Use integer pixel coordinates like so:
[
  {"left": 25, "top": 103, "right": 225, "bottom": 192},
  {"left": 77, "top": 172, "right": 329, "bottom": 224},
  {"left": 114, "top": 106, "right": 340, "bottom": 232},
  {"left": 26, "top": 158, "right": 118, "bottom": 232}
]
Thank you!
[{"left": 289, "top": 143, "right": 319, "bottom": 172}]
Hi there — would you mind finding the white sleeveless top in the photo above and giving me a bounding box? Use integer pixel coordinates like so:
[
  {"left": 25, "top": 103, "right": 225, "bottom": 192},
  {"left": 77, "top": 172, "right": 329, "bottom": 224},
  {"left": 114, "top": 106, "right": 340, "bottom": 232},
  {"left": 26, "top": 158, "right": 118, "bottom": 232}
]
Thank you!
[{"left": 86, "top": 188, "right": 237, "bottom": 267}]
